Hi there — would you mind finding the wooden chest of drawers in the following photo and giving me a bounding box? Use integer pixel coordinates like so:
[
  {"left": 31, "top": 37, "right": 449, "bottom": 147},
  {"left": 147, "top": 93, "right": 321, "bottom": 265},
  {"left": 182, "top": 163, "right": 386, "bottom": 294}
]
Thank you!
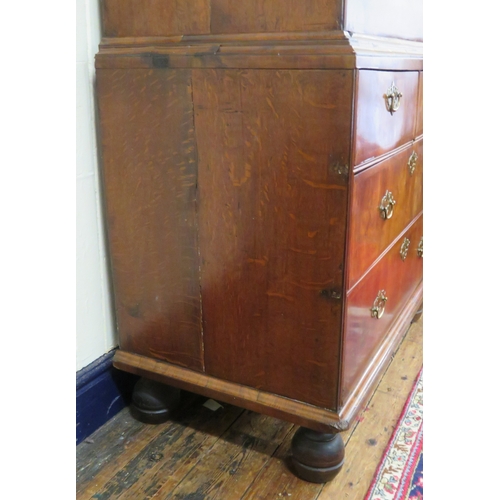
[{"left": 95, "top": 0, "right": 422, "bottom": 483}]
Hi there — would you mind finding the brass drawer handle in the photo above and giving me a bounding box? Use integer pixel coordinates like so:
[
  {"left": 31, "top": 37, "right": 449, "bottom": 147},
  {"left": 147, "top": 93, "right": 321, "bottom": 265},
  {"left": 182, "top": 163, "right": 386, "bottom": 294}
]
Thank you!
[
  {"left": 400, "top": 238, "right": 411, "bottom": 261},
  {"left": 417, "top": 237, "right": 423, "bottom": 258},
  {"left": 379, "top": 190, "right": 396, "bottom": 220},
  {"left": 408, "top": 151, "right": 418, "bottom": 175},
  {"left": 371, "top": 290, "right": 388, "bottom": 319},
  {"left": 384, "top": 82, "right": 403, "bottom": 115}
]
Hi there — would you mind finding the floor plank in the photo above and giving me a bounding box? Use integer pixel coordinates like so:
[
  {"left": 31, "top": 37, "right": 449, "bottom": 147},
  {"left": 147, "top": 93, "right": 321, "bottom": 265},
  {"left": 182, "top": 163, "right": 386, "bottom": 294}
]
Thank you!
[{"left": 76, "top": 317, "right": 423, "bottom": 500}]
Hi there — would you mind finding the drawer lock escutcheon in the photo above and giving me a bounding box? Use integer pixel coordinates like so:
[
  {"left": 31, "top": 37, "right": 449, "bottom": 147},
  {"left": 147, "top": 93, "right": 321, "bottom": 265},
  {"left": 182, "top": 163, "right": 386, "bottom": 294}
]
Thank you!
[
  {"left": 400, "top": 237, "right": 411, "bottom": 261},
  {"left": 417, "top": 237, "right": 423, "bottom": 258},
  {"left": 371, "top": 290, "right": 388, "bottom": 319},
  {"left": 408, "top": 151, "right": 418, "bottom": 175},
  {"left": 379, "top": 190, "right": 396, "bottom": 220},
  {"left": 384, "top": 82, "right": 403, "bottom": 115}
]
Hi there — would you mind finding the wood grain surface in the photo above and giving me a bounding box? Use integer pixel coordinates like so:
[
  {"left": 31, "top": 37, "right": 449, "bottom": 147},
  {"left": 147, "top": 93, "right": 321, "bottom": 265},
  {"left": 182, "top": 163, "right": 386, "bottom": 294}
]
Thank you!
[
  {"left": 342, "top": 214, "right": 423, "bottom": 403},
  {"left": 193, "top": 69, "right": 353, "bottom": 409},
  {"left": 353, "top": 70, "right": 419, "bottom": 167},
  {"left": 348, "top": 139, "right": 423, "bottom": 289},
  {"left": 96, "top": 68, "right": 204, "bottom": 371}
]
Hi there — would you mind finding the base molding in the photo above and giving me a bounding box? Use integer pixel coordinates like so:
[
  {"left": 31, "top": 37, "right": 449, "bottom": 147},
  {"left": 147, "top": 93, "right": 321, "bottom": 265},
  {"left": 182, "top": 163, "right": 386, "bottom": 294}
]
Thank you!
[
  {"left": 76, "top": 350, "right": 138, "bottom": 444},
  {"left": 113, "top": 282, "right": 422, "bottom": 434}
]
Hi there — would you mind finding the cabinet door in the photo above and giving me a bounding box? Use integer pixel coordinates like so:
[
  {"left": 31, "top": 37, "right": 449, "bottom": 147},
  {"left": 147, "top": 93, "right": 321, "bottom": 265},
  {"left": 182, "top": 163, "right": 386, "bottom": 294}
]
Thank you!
[
  {"left": 193, "top": 69, "right": 353, "bottom": 409},
  {"left": 96, "top": 69, "right": 204, "bottom": 371}
]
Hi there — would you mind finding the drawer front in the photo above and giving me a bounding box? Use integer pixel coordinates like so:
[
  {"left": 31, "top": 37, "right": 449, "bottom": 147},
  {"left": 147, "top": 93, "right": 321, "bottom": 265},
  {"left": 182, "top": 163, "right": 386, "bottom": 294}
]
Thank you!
[
  {"left": 354, "top": 70, "right": 419, "bottom": 167},
  {"left": 348, "top": 139, "right": 423, "bottom": 289},
  {"left": 342, "top": 214, "right": 423, "bottom": 404}
]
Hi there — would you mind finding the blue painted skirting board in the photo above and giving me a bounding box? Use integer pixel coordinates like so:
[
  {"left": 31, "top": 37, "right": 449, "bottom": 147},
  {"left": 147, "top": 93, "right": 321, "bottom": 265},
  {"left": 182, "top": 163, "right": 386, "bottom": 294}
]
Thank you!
[{"left": 76, "top": 349, "right": 138, "bottom": 445}]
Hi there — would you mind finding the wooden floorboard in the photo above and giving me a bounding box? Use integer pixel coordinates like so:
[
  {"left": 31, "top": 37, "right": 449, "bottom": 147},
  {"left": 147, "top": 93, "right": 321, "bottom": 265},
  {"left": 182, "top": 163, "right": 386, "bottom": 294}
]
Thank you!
[{"left": 77, "top": 317, "right": 423, "bottom": 500}]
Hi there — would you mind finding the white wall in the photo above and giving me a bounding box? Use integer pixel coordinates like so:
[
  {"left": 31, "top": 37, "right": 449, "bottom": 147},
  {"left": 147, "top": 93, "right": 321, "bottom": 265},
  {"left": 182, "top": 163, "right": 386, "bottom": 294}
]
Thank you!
[{"left": 76, "top": 0, "right": 116, "bottom": 371}]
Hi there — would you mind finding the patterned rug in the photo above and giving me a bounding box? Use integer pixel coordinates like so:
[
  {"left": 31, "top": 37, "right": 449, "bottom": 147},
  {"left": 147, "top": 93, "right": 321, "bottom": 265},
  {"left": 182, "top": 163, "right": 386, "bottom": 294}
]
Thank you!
[{"left": 364, "top": 369, "right": 423, "bottom": 500}]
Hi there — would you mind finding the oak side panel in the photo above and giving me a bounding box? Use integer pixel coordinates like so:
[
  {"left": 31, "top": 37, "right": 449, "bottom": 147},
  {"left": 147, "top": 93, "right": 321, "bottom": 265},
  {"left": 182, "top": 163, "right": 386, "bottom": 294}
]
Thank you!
[
  {"left": 210, "top": 0, "right": 341, "bottom": 34},
  {"left": 193, "top": 69, "right": 353, "bottom": 409},
  {"left": 342, "top": 214, "right": 423, "bottom": 404},
  {"left": 96, "top": 68, "right": 204, "bottom": 371},
  {"left": 345, "top": 0, "right": 423, "bottom": 41},
  {"left": 348, "top": 139, "right": 423, "bottom": 289},
  {"left": 353, "top": 70, "right": 419, "bottom": 167},
  {"left": 101, "top": 0, "right": 211, "bottom": 37}
]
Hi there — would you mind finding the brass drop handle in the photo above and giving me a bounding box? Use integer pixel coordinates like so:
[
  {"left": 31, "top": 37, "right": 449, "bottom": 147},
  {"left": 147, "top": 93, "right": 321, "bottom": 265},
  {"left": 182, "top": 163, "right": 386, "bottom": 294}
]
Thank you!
[
  {"left": 371, "top": 290, "right": 388, "bottom": 319},
  {"left": 417, "top": 237, "right": 423, "bottom": 258},
  {"left": 379, "top": 190, "right": 396, "bottom": 220},
  {"left": 384, "top": 82, "right": 403, "bottom": 115},
  {"left": 400, "top": 237, "right": 410, "bottom": 261},
  {"left": 408, "top": 151, "right": 418, "bottom": 175}
]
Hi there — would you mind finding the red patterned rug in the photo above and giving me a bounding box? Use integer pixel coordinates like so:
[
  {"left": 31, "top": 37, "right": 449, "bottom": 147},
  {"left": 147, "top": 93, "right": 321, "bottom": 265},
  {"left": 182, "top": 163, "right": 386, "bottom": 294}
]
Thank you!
[{"left": 364, "top": 369, "right": 423, "bottom": 500}]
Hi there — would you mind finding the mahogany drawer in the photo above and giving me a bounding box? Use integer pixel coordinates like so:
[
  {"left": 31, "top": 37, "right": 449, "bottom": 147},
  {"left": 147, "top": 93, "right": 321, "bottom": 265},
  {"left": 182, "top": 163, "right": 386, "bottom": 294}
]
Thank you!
[
  {"left": 342, "top": 214, "right": 423, "bottom": 404},
  {"left": 353, "top": 70, "right": 419, "bottom": 168},
  {"left": 348, "top": 139, "right": 423, "bottom": 290}
]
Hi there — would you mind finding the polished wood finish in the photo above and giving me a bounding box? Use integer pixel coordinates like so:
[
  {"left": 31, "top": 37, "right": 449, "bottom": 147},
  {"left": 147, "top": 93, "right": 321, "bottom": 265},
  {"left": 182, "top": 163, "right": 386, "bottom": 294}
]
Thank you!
[
  {"left": 193, "top": 69, "right": 352, "bottom": 409},
  {"left": 114, "top": 350, "right": 347, "bottom": 433},
  {"left": 96, "top": 68, "right": 204, "bottom": 371},
  {"left": 291, "top": 428, "right": 345, "bottom": 483},
  {"left": 353, "top": 70, "right": 419, "bottom": 167},
  {"left": 348, "top": 139, "right": 423, "bottom": 289},
  {"left": 95, "top": 0, "right": 423, "bottom": 483},
  {"left": 342, "top": 215, "right": 423, "bottom": 403}
]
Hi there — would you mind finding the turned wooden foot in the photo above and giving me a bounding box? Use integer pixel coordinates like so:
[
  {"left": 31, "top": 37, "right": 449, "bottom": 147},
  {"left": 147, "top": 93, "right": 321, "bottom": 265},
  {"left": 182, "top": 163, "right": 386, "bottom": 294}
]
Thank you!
[
  {"left": 130, "top": 377, "right": 181, "bottom": 424},
  {"left": 291, "top": 427, "right": 345, "bottom": 483}
]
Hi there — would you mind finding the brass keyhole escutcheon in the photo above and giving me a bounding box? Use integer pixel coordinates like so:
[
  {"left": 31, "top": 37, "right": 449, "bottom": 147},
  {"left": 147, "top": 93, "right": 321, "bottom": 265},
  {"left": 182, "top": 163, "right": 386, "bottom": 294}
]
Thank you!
[
  {"left": 408, "top": 151, "right": 418, "bottom": 175},
  {"left": 384, "top": 82, "right": 403, "bottom": 115},
  {"left": 417, "top": 237, "right": 423, "bottom": 258},
  {"left": 371, "top": 290, "right": 388, "bottom": 319},
  {"left": 400, "top": 238, "right": 411, "bottom": 261},
  {"left": 379, "top": 190, "right": 396, "bottom": 220}
]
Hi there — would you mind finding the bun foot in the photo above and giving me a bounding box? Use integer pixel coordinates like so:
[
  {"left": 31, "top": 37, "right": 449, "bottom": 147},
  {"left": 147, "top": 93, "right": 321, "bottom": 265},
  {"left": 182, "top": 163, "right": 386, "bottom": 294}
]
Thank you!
[
  {"left": 291, "top": 427, "right": 345, "bottom": 483},
  {"left": 131, "top": 377, "right": 180, "bottom": 424}
]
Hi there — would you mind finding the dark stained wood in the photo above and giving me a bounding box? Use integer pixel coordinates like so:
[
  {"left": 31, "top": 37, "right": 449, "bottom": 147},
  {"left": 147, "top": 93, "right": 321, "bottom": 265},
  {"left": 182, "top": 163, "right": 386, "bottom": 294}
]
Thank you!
[
  {"left": 79, "top": 401, "right": 243, "bottom": 500},
  {"left": 101, "top": 0, "right": 211, "bottom": 37},
  {"left": 353, "top": 70, "right": 419, "bottom": 167},
  {"left": 342, "top": 214, "right": 423, "bottom": 404},
  {"left": 291, "top": 428, "right": 344, "bottom": 483},
  {"left": 113, "top": 350, "right": 349, "bottom": 433},
  {"left": 165, "top": 411, "right": 292, "bottom": 499},
  {"left": 210, "top": 0, "right": 341, "bottom": 34},
  {"left": 345, "top": 0, "right": 423, "bottom": 41},
  {"left": 96, "top": 68, "right": 204, "bottom": 371},
  {"left": 193, "top": 69, "right": 353, "bottom": 409},
  {"left": 130, "top": 378, "right": 180, "bottom": 424},
  {"left": 348, "top": 139, "right": 423, "bottom": 289}
]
